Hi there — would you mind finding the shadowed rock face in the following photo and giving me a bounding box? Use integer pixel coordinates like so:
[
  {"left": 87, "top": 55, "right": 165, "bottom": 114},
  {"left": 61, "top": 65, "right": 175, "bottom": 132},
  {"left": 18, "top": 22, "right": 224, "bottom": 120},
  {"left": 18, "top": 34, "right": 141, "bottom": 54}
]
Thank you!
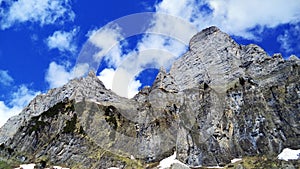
[{"left": 0, "top": 26, "right": 299, "bottom": 168}]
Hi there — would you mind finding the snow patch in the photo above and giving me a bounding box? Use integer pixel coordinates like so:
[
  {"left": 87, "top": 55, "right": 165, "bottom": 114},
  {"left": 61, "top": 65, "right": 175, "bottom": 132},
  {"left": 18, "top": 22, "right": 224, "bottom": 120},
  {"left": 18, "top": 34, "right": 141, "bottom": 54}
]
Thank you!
[
  {"left": 158, "top": 151, "right": 189, "bottom": 169},
  {"left": 231, "top": 158, "right": 242, "bottom": 163},
  {"left": 14, "top": 164, "right": 69, "bottom": 169},
  {"left": 107, "top": 167, "right": 120, "bottom": 169},
  {"left": 206, "top": 166, "right": 224, "bottom": 168},
  {"left": 14, "top": 164, "right": 35, "bottom": 169},
  {"left": 278, "top": 148, "right": 300, "bottom": 161},
  {"left": 52, "top": 166, "right": 70, "bottom": 169},
  {"left": 130, "top": 155, "right": 135, "bottom": 160}
]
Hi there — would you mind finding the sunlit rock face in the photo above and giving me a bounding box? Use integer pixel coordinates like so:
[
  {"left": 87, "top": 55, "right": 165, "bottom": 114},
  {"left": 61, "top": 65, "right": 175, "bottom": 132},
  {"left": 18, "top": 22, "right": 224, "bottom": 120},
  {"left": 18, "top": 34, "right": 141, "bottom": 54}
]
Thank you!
[{"left": 0, "top": 26, "right": 299, "bottom": 168}]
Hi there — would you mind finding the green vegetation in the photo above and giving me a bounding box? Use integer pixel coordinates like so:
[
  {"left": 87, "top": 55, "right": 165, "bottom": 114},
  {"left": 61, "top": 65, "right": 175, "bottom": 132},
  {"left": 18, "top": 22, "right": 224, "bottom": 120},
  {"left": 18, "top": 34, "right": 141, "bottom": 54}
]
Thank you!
[
  {"left": 0, "top": 160, "right": 12, "bottom": 169},
  {"left": 222, "top": 156, "right": 300, "bottom": 169},
  {"left": 28, "top": 120, "right": 49, "bottom": 134},
  {"left": 63, "top": 114, "right": 78, "bottom": 133}
]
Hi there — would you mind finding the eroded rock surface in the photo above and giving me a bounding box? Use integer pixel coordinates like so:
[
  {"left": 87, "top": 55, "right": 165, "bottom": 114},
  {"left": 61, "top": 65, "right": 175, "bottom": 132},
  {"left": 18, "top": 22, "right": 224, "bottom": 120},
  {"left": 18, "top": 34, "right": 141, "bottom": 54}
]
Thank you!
[{"left": 0, "top": 26, "right": 299, "bottom": 168}]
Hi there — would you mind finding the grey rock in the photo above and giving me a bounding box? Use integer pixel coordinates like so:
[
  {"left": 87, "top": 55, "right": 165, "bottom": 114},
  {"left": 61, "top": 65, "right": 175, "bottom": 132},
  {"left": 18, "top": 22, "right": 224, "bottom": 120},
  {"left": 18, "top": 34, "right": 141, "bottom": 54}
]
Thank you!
[
  {"left": 170, "top": 162, "right": 190, "bottom": 169},
  {"left": 0, "top": 71, "right": 120, "bottom": 144},
  {"left": 170, "top": 26, "right": 244, "bottom": 93},
  {"left": 1, "top": 26, "right": 300, "bottom": 168}
]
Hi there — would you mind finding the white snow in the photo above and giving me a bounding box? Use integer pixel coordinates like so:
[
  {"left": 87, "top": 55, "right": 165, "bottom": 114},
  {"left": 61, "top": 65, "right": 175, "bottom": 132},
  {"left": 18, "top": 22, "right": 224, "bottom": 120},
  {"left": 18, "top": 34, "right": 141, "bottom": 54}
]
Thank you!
[
  {"left": 14, "top": 164, "right": 35, "bottom": 169},
  {"left": 158, "top": 151, "right": 189, "bottom": 169},
  {"left": 206, "top": 166, "right": 223, "bottom": 168},
  {"left": 130, "top": 155, "right": 135, "bottom": 160},
  {"left": 231, "top": 158, "right": 242, "bottom": 163},
  {"left": 107, "top": 167, "right": 120, "bottom": 169},
  {"left": 52, "top": 166, "right": 70, "bottom": 169},
  {"left": 278, "top": 148, "right": 300, "bottom": 161},
  {"left": 14, "top": 164, "right": 69, "bottom": 169}
]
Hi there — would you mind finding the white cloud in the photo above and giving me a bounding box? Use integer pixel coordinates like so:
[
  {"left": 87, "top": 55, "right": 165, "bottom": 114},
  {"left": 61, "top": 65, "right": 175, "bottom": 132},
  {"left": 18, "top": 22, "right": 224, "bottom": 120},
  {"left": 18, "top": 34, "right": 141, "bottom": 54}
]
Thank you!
[
  {"left": 128, "top": 79, "right": 141, "bottom": 98},
  {"left": 277, "top": 24, "right": 300, "bottom": 55},
  {"left": 207, "top": 0, "right": 300, "bottom": 38},
  {"left": 97, "top": 68, "right": 115, "bottom": 90},
  {"left": 136, "top": 35, "right": 188, "bottom": 68},
  {"left": 45, "top": 62, "right": 89, "bottom": 89},
  {"left": 0, "top": 0, "right": 75, "bottom": 29},
  {"left": 155, "top": 0, "right": 300, "bottom": 39},
  {"left": 0, "top": 70, "right": 14, "bottom": 86},
  {"left": 46, "top": 28, "right": 79, "bottom": 53},
  {"left": 85, "top": 9, "right": 195, "bottom": 98},
  {"left": 87, "top": 25, "right": 147, "bottom": 97},
  {"left": 97, "top": 68, "right": 141, "bottom": 98},
  {"left": 88, "top": 26, "right": 124, "bottom": 67},
  {"left": 0, "top": 85, "right": 40, "bottom": 127},
  {"left": 80, "top": 0, "right": 300, "bottom": 99}
]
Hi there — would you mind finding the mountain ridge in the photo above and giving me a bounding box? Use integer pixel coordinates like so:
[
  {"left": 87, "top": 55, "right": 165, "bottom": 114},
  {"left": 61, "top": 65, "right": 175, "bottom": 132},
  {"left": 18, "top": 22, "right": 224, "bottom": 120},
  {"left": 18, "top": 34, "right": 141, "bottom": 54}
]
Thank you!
[{"left": 0, "top": 26, "right": 299, "bottom": 168}]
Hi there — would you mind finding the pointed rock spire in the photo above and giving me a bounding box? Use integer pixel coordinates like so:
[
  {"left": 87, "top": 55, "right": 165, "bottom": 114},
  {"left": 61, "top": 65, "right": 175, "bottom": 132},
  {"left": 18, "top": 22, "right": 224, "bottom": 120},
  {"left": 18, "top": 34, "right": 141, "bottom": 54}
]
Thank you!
[{"left": 151, "top": 67, "right": 178, "bottom": 92}]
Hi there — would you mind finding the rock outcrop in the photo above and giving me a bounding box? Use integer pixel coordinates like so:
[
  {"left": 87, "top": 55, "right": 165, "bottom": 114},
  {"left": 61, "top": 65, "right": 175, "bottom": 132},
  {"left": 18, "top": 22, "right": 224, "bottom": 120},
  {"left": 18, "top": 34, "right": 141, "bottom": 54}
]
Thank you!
[{"left": 0, "top": 26, "right": 299, "bottom": 168}]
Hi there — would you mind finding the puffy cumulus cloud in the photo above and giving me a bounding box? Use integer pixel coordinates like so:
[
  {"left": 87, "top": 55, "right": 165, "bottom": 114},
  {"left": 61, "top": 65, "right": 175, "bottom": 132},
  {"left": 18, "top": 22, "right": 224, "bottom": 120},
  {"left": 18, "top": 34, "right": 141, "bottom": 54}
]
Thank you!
[
  {"left": 46, "top": 28, "right": 79, "bottom": 53},
  {"left": 136, "top": 35, "right": 188, "bottom": 68},
  {"left": 128, "top": 79, "right": 141, "bottom": 98},
  {"left": 155, "top": 0, "right": 300, "bottom": 39},
  {"left": 97, "top": 68, "right": 141, "bottom": 98},
  {"left": 95, "top": 47, "right": 179, "bottom": 98},
  {"left": 45, "top": 62, "right": 89, "bottom": 88},
  {"left": 0, "top": 70, "right": 14, "bottom": 86},
  {"left": 206, "top": 0, "right": 300, "bottom": 38},
  {"left": 88, "top": 26, "right": 124, "bottom": 67},
  {"left": 0, "top": 0, "right": 75, "bottom": 30},
  {"left": 0, "top": 85, "right": 40, "bottom": 127},
  {"left": 277, "top": 24, "right": 300, "bottom": 55},
  {"left": 84, "top": 11, "right": 195, "bottom": 98},
  {"left": 154, "top": 0, "right": 209, "bottom": 35},
  {"left": 86, "top": 25, "right": 147, "bottom": 98},
  {"left": 81, "top": 0, "right": 300, "bottom": 98},
  {"left": 97, "top": 68, "right": 115, "bottom": 90}
]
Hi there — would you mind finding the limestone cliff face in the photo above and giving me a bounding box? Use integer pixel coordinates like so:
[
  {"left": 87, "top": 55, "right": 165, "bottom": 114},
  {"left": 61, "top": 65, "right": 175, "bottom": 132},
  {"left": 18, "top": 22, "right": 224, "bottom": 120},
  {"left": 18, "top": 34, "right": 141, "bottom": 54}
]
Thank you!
[
  {"left": 0, "top": 26, "right": 299, "bottom": 168},
  {"left": 169, "top": 26, "right": 300, "bottom": 166}
]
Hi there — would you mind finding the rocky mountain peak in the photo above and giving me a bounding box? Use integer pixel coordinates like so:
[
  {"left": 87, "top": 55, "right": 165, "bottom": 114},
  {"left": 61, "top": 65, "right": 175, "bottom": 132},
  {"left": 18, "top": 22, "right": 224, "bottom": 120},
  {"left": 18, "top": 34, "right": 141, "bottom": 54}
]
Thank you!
[
  {"left": 0, "top": 26, "right": 299, "bottom": 169},
  {"left": 189, "top": 26, "right": 220, "bottom": 44},
  {"left": 170, "top": 26, "right": 243, "bottom": 92},
  {"left": 0, "top": 70, "right": 116, "bottom": 144}
]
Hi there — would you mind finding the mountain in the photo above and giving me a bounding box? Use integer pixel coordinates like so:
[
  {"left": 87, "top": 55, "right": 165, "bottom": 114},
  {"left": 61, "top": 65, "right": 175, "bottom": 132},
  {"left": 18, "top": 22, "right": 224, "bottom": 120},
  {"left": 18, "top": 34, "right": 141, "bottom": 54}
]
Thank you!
[{"left": 0, "top": 26, "right": 299, "bottom": 169}]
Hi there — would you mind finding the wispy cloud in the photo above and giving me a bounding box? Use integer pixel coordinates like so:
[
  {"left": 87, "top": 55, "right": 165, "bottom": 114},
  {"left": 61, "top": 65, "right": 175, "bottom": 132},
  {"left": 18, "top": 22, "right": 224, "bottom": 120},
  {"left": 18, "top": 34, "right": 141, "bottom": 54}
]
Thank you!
[
  {"left": 0, "top": 85, "right": 40, "bottom": 127},
  {"left": 46, "top": 28, "right": 79, "bottom": 53},
  {"left": 88, "top": 26, "right": 124, "bottom": 67},
  {"left": 0, "top": 0, "right": 75, "bottom": 29},
  {"left": 0, "top": 70, "right": 14, "bottom": 86},
  {"left": 45, "top": 62, "right": 89, "bottom": 89},
  {"left": 277, "top": 24, "right": 300, "bottom": 55}
]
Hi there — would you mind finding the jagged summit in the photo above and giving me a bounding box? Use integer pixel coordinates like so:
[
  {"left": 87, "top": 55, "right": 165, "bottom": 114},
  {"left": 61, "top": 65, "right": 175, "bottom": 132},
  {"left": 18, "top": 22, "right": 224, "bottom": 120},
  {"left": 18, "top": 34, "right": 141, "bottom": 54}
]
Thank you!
[
  {"left": 189, "top": 26, "right": 220, "bottom": 43},
  {"left": 171, "top": 26, "right": 242, "bottom": 91},
  {"left": 0, "top": 69, "right": 120, "bottom": 144},
  {"left": 170, "top": 26, "right": 297, "bottom": 92},
  {"left": 0, "top": 27, "right": 299, "bottom": 169}
]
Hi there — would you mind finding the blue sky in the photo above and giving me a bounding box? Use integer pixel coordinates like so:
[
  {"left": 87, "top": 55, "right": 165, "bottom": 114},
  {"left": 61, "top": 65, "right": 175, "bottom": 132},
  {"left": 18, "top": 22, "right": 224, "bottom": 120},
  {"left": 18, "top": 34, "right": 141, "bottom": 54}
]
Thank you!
[{"left": 0, "top": 0, "right": 300, "bottom": 126}]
